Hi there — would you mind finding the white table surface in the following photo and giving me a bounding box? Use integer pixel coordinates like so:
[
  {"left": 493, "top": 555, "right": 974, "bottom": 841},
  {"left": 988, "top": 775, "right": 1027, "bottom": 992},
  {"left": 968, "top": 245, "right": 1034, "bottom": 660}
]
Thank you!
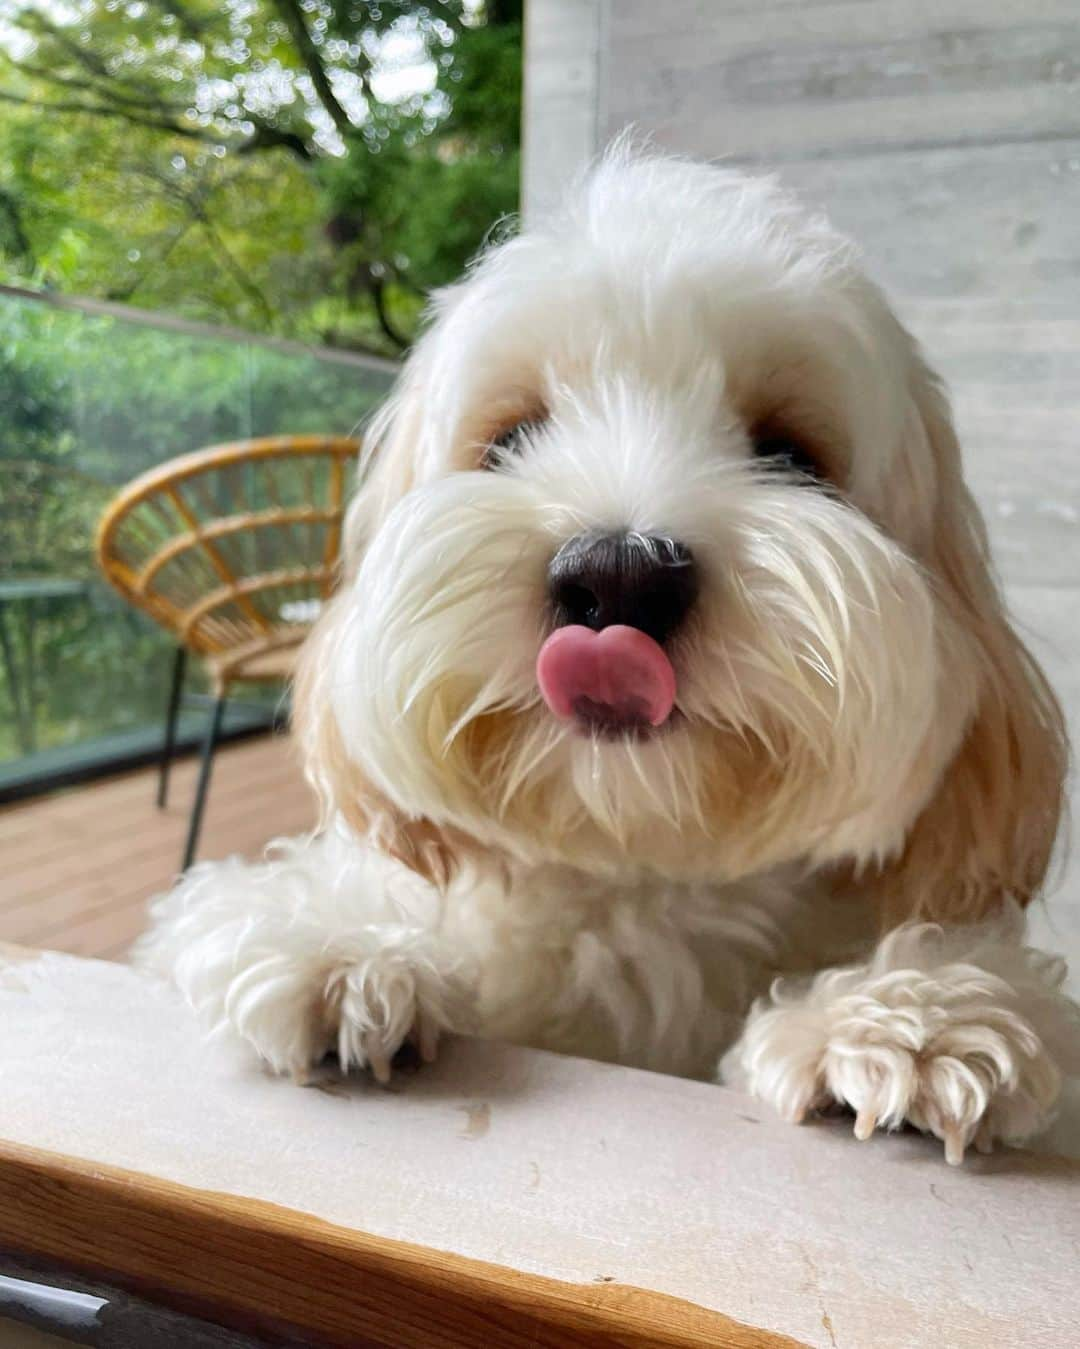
[{"left": 2, "top": 946, "right": 1079, "bottom": 1349}]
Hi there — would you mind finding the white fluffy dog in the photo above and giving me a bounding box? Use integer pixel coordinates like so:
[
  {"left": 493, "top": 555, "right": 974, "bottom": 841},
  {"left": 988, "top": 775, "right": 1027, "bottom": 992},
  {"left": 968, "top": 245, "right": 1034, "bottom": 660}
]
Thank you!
[{"left": 139, "top": 146, "right": 1080, "bottom": 1164}]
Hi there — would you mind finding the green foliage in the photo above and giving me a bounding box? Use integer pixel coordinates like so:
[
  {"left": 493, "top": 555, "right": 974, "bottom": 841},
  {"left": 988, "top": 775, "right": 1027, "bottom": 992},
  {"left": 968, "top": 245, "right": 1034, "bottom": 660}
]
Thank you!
[
  {"left": 0, "top": 0, "right": 522, "bottom": 353},
  {"left": 0, "top": 1, "right": 516, "bottom": 768},
  {"left": 0, "top": 296, "right": 393, "bottom": 763}
]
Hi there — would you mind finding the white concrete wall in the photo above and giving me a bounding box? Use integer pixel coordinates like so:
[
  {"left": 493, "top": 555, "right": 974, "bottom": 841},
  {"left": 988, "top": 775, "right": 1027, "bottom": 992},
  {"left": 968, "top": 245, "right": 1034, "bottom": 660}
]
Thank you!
[{"left": 522, "top": 0, "right": 604, "bottom": 219}]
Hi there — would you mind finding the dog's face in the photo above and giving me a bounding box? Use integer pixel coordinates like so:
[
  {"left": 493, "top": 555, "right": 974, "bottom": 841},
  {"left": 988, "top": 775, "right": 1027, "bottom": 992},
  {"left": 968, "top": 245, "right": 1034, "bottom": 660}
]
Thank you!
[{"left": 300, "top": 150, "right": 1064, "bottom": 912}]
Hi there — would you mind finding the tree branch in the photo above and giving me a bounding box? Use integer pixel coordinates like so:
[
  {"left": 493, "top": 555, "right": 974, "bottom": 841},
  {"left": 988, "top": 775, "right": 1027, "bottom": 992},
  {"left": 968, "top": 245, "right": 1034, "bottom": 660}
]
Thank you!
[
  {"left": 17, "top": 11, "right": 165, "bottom": 98},
  {"left": 0, "top": 83, "right": 305, "bottom": 163},
  {"left": 270, "top": 0, "right": 354, "bottom": 139},
  {"left": 318, "top": 325, "right": 410, "bottom": 361},
  {"left": 4, "top": 16, "right": 321, "bottom": 163},
  {"left": 236, "top": 121, "right": 314, "bottom": 162},
  {"left": 0, "top": 187, "right": 34, "bottom": 262},
  {"left": 0, "top": 88, "right": 220, "bottom": 144},
  {"left": 198, "top": 215, "right": 276, "bottom": 324},
  {"left": 120, "top": 159, "right": 272, "bottom": 321},
  {"left": 105, "top": 221, "right": 195, "bottom": 303},
  {"left": 157, "top": 0, "right": 213, "bottom": 42},
  {"left": 369, "top": 277, "right": 408, "bottom": 350},
  {"left": 3, "top": 54, "right": 189, "bottom": 115}
]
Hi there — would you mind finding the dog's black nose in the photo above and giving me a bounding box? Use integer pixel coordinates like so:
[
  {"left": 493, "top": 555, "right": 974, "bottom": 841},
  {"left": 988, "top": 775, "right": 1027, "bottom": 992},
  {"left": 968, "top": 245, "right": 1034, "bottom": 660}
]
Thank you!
[{"left": 548, "top": 532, "right": 698, "bottom": 645}]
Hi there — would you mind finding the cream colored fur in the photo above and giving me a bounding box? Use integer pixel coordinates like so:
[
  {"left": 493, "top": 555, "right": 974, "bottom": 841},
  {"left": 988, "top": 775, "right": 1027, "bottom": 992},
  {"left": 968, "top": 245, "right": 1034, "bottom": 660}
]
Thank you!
[{"left": 138, "top": 145, "right": 1078, "bottom": 1164}]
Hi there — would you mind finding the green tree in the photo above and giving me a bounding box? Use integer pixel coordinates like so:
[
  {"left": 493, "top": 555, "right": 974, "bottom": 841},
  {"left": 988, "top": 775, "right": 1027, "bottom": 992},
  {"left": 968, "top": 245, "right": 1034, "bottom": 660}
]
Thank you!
[{"left": 0, "top": 0, "right": 522, "bottom": 354}]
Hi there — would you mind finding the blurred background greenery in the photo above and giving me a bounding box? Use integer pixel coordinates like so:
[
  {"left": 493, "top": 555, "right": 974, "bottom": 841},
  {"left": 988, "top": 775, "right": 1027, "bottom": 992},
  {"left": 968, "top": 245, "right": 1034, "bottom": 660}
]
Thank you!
[
  {"left": 0, "top": 1, "right": 521, "bottom": 787},
  {"left": 0, "top": 0, "right": 522, "bottom": 352}
]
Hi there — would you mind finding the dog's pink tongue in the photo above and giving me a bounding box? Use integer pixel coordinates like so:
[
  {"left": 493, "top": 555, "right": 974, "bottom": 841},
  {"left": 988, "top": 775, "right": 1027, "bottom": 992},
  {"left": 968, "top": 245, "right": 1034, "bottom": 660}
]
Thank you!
[{"left": 536, "top": 625, "right": 676, "bottom": 728}]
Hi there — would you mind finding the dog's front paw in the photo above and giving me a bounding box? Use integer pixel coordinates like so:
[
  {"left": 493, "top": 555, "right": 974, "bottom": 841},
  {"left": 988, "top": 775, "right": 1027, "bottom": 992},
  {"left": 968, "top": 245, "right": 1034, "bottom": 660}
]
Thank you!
[
  {"left": 326, "top": 949, "right": 454, "bottom": 1083},
  {"left": 818, "top": 967, "right": 1061, "bottom": 1164},
  {"left": 732, "top": 963, "right": 1062, "bottom": 1164},
  {"left": 137, "top": 848, "right": 470, "bottom": 1083},
  {"left": 220, "top": 944, "right": 464, "bottom": 1083}
]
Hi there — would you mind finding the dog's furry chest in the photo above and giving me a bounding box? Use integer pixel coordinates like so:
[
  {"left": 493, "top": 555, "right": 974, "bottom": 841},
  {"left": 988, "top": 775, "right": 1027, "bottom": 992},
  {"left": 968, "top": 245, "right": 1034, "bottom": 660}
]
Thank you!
[{"left": 442, "top": 862, "right": 860, "bottom": 1077}]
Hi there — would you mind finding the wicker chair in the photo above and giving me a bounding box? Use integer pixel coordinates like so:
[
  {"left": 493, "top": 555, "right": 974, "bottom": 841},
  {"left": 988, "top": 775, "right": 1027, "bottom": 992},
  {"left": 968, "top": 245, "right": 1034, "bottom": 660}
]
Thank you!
[{"left": 97, "top": 435, "right": 359, "bottom": 870}]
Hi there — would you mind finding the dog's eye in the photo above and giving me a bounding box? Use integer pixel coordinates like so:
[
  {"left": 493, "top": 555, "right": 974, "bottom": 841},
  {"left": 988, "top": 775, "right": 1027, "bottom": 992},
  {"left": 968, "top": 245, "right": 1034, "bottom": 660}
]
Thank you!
[
  {"left": 482, "top": 417, "right": 546, "bottom": 469},
  {"left": 751, "top": 429, "right": 824, "bottom": 481}
]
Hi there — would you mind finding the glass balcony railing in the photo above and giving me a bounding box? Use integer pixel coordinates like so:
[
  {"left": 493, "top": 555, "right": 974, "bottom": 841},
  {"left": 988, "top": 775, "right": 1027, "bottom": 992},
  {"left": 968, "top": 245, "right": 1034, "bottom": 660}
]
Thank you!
[{"left": 0, "top": 284, "right": 396, "bottom": 798}]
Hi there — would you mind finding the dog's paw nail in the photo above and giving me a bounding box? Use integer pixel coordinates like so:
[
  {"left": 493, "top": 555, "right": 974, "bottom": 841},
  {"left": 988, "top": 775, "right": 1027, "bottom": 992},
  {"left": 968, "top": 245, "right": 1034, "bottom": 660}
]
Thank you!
[
  {"left": 853, "top": 1108, "right": 877, "bottom": 1141},
  {"left": 368, "top": 1050, "right": 392, "bottom": 1085},
  {"left": 418, "top": 1017, "right": 440, "bottom": 1064},
  {"left": 942, "top": 1123, "right": 967, "bottom": 1166},
  {"left": 290, "top": 1064, "right": 313, "bottom": 1087},
  {"left": 973, "top": 1119, "right": 995, "bottom": 1155}
]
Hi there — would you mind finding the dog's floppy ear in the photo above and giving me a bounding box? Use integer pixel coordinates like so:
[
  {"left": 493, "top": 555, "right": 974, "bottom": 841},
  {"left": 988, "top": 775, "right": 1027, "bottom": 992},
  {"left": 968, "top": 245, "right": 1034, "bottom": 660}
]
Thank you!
[
  {"left": 292, "top": 353, "right": 467, "bottom": 888},
  {"left": 873, "top": 364, "right": 1067, "bottom": 926},
  {"left": 293, "top": 612, "right": 463, "bottom": 886}
]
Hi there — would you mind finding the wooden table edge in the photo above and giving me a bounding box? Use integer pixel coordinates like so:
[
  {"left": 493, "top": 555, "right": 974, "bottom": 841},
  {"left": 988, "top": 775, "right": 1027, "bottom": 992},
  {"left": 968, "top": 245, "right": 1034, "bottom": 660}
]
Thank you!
[{"left": 0, "top": 1139, "right": 806, "bottom": 1348}]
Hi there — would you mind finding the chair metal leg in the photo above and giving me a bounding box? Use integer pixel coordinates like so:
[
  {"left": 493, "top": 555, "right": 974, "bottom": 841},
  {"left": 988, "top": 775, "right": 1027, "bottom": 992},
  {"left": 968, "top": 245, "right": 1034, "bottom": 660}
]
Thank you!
[
  {"left": 157, "top": 646, "right": 187, "bottom": 809},
  {"left": 181, "top": 693, "right": 226, "bottom": 872}
]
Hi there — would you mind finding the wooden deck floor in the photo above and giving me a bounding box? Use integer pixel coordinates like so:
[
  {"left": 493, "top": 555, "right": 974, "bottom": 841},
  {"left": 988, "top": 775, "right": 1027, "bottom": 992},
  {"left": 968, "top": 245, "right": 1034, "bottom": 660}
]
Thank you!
[{"left": 0, "top": 734, "right": 317, "bottom": 962}]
